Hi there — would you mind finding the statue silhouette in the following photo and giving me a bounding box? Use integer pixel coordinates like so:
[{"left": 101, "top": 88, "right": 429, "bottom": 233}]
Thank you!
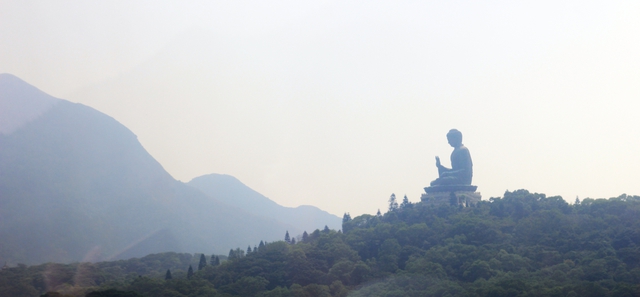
[{"left": 430, "top": 129, "right": 473, "bottom": 186}]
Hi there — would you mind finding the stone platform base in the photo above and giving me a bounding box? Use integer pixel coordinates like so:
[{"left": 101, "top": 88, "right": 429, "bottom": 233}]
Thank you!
[
  {"left": 425, "top": 185, "right": 477, "bottom": 193},
  {"left": 420, "top": 190, "right": 482, "bottom": 207}
]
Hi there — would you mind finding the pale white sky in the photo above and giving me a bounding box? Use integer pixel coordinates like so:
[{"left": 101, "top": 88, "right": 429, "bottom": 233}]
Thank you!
[{"left": 2, "top": 1, "right": 639, "bottom": 216}]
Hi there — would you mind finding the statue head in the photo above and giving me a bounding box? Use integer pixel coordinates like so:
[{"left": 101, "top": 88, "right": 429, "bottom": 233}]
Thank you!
[{"left": 446, "top": 129, "right": 463, "bottom": 147}]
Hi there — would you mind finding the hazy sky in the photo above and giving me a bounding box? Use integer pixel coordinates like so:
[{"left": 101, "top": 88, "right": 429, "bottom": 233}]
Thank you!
[{"left": 2, "top": 1, "right": 639, "bottom": 217}]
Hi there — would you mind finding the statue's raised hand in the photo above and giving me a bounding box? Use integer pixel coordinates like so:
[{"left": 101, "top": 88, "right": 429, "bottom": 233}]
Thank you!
[{"left": 435, "top": 156, "right": 441, "bottom": 167}]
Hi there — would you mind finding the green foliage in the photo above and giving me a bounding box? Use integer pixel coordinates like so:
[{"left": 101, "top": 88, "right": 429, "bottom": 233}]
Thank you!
[
  {"left": 342, "top": 213, "right": 351, "bottom": 224},
  {"left": 187, "top": 265, "right": 193, "bottom": 279},
  {"left": 85, "top": 289, "right": 142, "bottom": 297},
  {"left": 388, "top": 193, "right": 398, "bottom": 212},
  {"left": 40, "top": 293, "right": 72, "bottom": 297},
  {"left": 400, "top": 195, "right": 412, "bottom": 210},
  {"left": 228, "top": 248, "right": 246, "bottom": 260},
  {"left": 3, "top": 190, "right": 640, "bottom": 297},
  {"left": 197, "top": 254, "right": 206, "bottom": 271}
]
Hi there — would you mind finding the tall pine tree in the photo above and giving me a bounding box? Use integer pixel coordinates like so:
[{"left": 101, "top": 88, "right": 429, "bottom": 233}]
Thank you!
[
  {"left": 187, "top": 265, "right": 194, "bottom": 279},
  {"left": 400, "top": 194, "right": 411, "bottom": 209},
  {"left": 165, "top": 269, "right": 172, "bottom": 280},
  {"left": 388, "top": 193, "right": 398, "bottom": 212},
  {"left": 198, "top": 254, "right": 207, "bottom": 270},
  {"left": 284, "top": 231, "right": 291, "bottom": 243}
]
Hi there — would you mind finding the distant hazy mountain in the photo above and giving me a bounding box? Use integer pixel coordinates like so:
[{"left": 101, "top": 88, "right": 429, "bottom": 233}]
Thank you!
[
  {"left": 0, "top": 74, "right": 307, "bottom": 265},
  {"left": 0, "top": 73, "right": 61, "bottom": 135},
  {"left": 188, "top": 174, "right": 341, "bottom": 234}
]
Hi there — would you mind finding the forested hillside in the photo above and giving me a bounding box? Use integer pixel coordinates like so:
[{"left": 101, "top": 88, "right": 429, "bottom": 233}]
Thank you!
[{"left": 2, "top": 190, "right": 639, "bottom": 297}]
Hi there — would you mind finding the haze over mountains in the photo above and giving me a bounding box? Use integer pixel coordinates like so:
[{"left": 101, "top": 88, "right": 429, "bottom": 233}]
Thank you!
[
  {"left": 188, "top": 174, "right": 340, "bottom": 235},
  {"left": 0, "top": 73, "right": 340, "bottom": 265}
]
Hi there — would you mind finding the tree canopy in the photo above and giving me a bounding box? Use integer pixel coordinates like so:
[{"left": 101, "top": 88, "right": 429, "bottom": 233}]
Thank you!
[{"left": 3, "top": 190, "right": 639, "bottom": 296}]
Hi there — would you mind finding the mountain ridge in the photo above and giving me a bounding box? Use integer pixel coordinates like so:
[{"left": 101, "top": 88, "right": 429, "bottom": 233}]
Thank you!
[
  {"left": 187, "top": 173, "right": 341, "bottom": 233},
  {"left": 0, "top": 73, "right": 61, "bottom": 135},
  {"left": 0, "top": 74, "right": 336, "bottom": 265}
]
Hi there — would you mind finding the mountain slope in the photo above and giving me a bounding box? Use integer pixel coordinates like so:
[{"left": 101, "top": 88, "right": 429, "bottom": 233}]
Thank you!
[
  {"left": 188, "top": 174, "right": 341, "bottom": 233},
  {"left": 0, "top": 74, "right": 298, "bottom": 265},
  {"left": 0, "top": 73, "right": 61, "bottom": 135}
]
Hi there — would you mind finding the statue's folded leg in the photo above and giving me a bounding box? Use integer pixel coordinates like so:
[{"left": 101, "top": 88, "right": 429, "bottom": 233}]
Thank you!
[{"left": 432, "top": 176, "right": 464, "bottom": 186}]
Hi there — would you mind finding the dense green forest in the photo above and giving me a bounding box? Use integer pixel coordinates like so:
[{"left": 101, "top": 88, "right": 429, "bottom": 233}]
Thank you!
[{"left": 2, "top": 190, "right": 639, "bottom": 297}]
